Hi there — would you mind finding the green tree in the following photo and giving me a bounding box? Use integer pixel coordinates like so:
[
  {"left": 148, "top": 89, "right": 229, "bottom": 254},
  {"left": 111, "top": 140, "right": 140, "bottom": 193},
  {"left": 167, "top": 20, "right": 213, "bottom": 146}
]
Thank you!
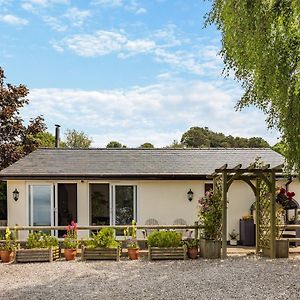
[
  {"left": 139, "top": 142, "right": 154, "bottom": 148},
  {"left": 181, "top": 127, "right": 270, "bottom": 148},
  {"left": 106, "top": 141, "right": 126, "bottom": 148},
  {"left": 35, "top": 131, "right": 67, "bottom": 148},
  {"left": 64, "top": 129, "right": 92, "bottom": 148},
  {"left": 0, "top": 67, "right": 46, "bottom": 170},
  {"left": 272, "top": 140, "right": 287, "bottom": 157},
  {"left": 0, "top": 67, "right": 46, "bottom": 221},
  {"left": 166, "top": 140, "right": 184, "bottom": 149},
  {"left": 208, "top": 1, "right": 300, "bottom": 171}
]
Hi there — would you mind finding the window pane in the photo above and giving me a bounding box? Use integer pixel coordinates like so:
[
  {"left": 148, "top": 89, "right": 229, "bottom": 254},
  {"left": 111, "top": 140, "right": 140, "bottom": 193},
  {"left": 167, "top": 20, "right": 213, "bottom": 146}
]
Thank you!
[
  {"left": 30, "top": 185, "right": 52, "bottom": 226},
  {"left": 115, "top": 186, "right": 134, "bottom": 225}
]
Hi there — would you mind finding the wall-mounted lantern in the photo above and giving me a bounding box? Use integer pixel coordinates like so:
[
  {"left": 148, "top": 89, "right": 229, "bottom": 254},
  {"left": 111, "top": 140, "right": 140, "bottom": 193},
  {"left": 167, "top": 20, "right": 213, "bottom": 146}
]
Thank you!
[
  {"left": 187, "top": 189, "right": 194, "bottom": 202},
  {"left": 13, "top": 188, "right": 19, "bottom": 201}
]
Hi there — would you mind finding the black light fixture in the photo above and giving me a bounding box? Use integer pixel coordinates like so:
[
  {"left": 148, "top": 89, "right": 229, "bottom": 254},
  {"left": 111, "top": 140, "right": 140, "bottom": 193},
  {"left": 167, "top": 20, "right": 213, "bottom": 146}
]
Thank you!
[
  {"left": 13, "top": 188, "right": 19, "bottom": 201},
  {"left": 187, "top": 189, "right": 194, "bottom": 202}
]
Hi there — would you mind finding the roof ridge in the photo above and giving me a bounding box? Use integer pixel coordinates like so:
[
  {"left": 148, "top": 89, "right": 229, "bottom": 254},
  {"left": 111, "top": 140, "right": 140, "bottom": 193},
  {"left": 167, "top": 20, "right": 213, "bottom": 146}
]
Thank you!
[{"left": 37, "top": 147, "right": 273, "bottom": 151}]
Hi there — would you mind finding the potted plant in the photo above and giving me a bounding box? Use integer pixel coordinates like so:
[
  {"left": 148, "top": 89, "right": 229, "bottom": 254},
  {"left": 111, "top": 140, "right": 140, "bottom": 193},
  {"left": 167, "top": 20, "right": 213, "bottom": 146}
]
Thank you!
[
  {"left": 0, "top": 228, "right": 15, "bottom": 263},
  {"left": 124, "top": 220, "right": 139, "bottom": 260},
  {"left": 228, "top": 230, "right": 239, "bottom": 246},
  {"left": 82, "top": 227, "right": 120, "bottom": 261},
  {"left": 63, "top": 221, "right": 78, "bottom": 261},
  {"left": 239, "top": 214, "right": 255, "bottom": 246},
  {"left": 198, "top": 188, "right": 222, "bottom": 259},
  {"left": 15, "top": 231, "right": 59, "bottom": 263},
  {"left": 185, "top": 239, "right": 199, "bottom": 259},
  {"left": 147, "top": 231, "right": 187, "bottom": 260}
]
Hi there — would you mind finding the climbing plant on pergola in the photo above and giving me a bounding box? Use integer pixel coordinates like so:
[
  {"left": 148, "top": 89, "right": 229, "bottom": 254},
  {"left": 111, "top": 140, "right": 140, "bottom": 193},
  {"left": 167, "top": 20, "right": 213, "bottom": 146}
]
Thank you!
[{"left": 212, "top": 162, "right": 284, "bottom": 259}]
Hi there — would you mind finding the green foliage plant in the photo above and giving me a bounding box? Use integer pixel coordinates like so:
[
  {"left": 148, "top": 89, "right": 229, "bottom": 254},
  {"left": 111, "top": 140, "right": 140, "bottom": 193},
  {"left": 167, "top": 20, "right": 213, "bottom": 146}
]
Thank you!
[
  {"left": 1, "top": 227, "right": 15, "bottom": 251},
  {"left": 184, "top": 239, "right": 198, "bottom": 249},
  {"left": 228, "top": 230, "right": 239, "bottom": 240},
  {"left": 147, "top": 231, "right": 182, "bottom": 248},
  {"left": 85, "top": 227, "right": 119, "bottom": 249},
  {"left": 198, "top": 185, "right": 222, "bottom": 240},
  {"left": 124, "top": 220, "right": 139, "bottom": 249},
  {"left": 27, "top": 231, "right": 58, "bottom": 249}
]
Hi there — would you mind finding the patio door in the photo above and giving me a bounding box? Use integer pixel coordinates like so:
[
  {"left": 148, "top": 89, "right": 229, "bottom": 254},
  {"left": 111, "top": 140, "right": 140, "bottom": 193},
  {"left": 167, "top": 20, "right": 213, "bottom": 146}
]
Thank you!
[
  {"left": 29, "top": 184, "right": 54, "bottom": 227},
  {"left": 112, "top": 185, "right": 137, "bottom": 232}
]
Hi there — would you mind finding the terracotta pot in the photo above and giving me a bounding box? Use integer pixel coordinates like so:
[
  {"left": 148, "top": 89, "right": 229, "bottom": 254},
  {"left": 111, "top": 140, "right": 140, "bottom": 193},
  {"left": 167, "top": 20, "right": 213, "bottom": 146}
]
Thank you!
[
  {"left": 64, "top": 249, "right": 77, "bottom": 261},
  {"left": 128, "top": 248, "right": 139, "bottom": 260},
  {"left": 1, "top": 250, "right": 13, "bottom": 263},
  {"left": 187, "top": 247, "right": 198, "bottom": 259}
]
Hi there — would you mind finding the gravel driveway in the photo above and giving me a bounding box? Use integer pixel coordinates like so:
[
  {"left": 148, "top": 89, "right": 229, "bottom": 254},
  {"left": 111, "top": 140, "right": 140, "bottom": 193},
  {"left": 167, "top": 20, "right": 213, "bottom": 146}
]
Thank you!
[{"left": 0, "top": 255, "right": 299, "bottom": 300}]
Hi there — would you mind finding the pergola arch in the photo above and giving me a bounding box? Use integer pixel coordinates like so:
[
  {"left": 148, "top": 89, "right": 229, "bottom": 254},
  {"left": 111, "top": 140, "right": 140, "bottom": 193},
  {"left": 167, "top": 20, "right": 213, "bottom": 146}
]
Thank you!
[{"left": 212, "top": 163, "right": 284, "bottom": 259}]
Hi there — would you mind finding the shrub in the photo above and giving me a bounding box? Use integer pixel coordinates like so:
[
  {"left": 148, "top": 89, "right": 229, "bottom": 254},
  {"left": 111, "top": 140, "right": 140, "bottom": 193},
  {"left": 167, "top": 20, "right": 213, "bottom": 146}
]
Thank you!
[
  {"left": 27, "top": 232, "right": 58, "bottom": 249},
  {"left": 85, "top": 227, "right": 119, "bottom": 249},
  {"left": 147, "top": 231, "right": 182, "bottom": 248}
]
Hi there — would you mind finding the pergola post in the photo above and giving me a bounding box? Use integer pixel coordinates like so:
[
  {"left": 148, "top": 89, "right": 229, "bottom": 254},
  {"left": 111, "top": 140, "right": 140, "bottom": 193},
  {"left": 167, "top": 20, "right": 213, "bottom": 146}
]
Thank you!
[
  {"left": 221, "top": 171, "right": 228, "bottom": 259},
  {"left": 255, "top": 178, "right": 260, "bottom": 254},
  {"left": 270, "top": 171, "right": 276, "bottom": 259}
]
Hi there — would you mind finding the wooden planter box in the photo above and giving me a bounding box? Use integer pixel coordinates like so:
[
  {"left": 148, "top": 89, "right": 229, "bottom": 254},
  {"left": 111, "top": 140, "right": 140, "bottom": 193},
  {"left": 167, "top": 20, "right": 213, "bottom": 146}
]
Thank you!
[
  {"left": 239, "top": 219, "right": 255, "bottom": 246},
  {"left": 262, "top": 240, "right": 289, "bottom": 258},
  {"left": 148, "top": 246, "right": 187, "bottom": 260},
  {"left": 15, "top": 247, "right": 60, "bottom": 263},
  {"left": 199, "top": 239, "right": 221, "bottom": 259},
  {"left": 81, "top": 246, "right": 120, "bottom": 261}
]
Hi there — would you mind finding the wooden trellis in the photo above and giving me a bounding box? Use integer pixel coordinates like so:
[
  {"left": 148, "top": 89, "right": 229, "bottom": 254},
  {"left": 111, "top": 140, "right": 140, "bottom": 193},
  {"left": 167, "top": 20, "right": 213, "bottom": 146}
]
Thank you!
[{"left": 212, "top": 163, "right": 283, "bottom": 259}]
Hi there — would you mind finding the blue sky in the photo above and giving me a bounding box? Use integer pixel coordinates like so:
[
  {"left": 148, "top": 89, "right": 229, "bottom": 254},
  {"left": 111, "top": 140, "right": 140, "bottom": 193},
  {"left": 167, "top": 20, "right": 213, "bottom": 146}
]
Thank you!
[{"left": 0, "top": 0, "right": 279, "bottom": 147}]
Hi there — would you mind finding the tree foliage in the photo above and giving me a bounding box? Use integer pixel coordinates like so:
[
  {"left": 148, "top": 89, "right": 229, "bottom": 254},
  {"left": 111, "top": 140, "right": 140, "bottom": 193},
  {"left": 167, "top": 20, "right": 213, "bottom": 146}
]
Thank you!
[
  {"left": 139, "top": 142, "right": 154, "bottom": 148},
  {"left": 106, "top": 141, "right": 127, "bottom": 148},
  {"left": 64, "top": 129, "right": 92, "bottom": 148},
  {"left": 181, "top": 127, "right": 270, "bottom": 148},
  {"left": 0, "top": 67, "right": 46, "bottom": 170},
  {"left": 208, "top": 0, "right": 300, "bottom": 171}
]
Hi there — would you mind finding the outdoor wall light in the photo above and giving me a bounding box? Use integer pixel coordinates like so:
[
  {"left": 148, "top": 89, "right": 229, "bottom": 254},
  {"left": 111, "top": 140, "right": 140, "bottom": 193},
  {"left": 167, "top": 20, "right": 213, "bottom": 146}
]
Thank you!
[
  {"left": 187, "top": 189, "right": 194, "bottom": 202},
  {"left": 13, "top": 188, "right": 19, "bottom": 201}
]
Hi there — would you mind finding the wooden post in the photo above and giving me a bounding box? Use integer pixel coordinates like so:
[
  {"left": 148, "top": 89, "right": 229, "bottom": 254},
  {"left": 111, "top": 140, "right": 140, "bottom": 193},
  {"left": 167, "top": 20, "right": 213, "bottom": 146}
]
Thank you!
[
  {"left": 255, "top": 178, "right": 260, "bottom": 254},
  {"left": 221, "top": 171, "right": 228, "bottom": 259},
  {"left": 270, "top": 171, "right": 276, "bottom": 259},
  {"left": 194, "top": 221, "right": 199, "bottom": 240}
]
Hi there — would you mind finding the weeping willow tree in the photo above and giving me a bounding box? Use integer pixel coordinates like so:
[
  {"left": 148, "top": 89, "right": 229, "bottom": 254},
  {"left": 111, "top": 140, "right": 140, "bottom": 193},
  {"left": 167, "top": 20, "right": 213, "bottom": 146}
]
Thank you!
[{"left": 207, "top": 0, "right": 300, "bottom": 173}]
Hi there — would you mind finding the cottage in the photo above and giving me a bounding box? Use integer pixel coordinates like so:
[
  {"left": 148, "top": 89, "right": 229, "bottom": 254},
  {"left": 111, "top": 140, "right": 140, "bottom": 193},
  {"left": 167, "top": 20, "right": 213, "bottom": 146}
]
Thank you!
[{"left": 0, "top": 147, "right": 298, "bottom": 240}]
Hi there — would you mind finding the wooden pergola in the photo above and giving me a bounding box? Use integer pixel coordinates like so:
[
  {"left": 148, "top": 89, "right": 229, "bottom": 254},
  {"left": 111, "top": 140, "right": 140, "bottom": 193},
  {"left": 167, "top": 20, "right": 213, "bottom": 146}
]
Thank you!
[{"left": 212, "top": 162, "right": 284, "bottom": 259}]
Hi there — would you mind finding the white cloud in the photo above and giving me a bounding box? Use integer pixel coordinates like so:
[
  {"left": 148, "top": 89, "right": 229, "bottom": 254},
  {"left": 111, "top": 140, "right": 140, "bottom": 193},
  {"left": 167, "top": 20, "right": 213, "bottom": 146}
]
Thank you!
[
  {"left": 53, "top": 30, "right": 156, "bottom": 57},
  {"left": 91, "top": 0, "right": 146, "bottom": 15},
  {"left": 64, "top": 7, "right": 90, "bottom": 27},
  {"left": 21, "top": 0, "right": 69, "bottom": 12},
  {"left": 21, "top": 79, "right": 279, "bottom": 147},
  {"left": 43, "top": 15, "right": 67, "bottom": 31},
  {"left": 51, "top": 29, "right": 221, "bottom": 76},
  {"left": 0, "top": 14, "right": 28, "bottom": 26}
]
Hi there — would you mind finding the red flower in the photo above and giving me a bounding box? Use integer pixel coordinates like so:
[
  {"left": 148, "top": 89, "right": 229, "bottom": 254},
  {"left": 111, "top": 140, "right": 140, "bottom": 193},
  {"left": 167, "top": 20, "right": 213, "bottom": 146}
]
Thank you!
[
  {"left": 280, "top": 188, "right": 286, "bottom": 194},
  {"left": 287, "top": 192, "right": 295, "bottom": 199},
  {"left": 66, "top": 225, "right": 71, "bottom": 231}
]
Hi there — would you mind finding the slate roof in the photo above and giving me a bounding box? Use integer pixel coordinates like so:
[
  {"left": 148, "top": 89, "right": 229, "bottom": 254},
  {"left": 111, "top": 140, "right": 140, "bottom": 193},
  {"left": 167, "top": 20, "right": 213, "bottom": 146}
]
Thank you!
[{"left": 0, "top": 148, "right": 284, "bottom": 180}]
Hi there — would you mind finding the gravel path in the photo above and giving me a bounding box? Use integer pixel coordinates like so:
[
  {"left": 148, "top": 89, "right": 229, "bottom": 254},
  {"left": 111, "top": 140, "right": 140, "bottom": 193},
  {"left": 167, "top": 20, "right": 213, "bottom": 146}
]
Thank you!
[{"left": 0, "top": 255, "right": 299, "bottom": 300}]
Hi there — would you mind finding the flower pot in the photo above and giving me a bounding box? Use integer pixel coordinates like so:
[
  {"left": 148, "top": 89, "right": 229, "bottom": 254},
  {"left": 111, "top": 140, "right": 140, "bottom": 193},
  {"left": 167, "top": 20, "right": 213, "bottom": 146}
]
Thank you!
[
  {"left": 128, "top": 248, "right": 139, "bottom": 260},
  {"left": 1, "top": 250, "right": 13, "bottom": 263},
  {"left": 229, "top": 239, "right": 238, "bottom": 246},
  {"left": 187, "top": 247, "right": 198, "bottom": 259},
  {"left": 64, "top": 248, "right": 77, "bottom": 261},
  {"left": 199, "top": 239, "right": 221, "bottom": 259}
]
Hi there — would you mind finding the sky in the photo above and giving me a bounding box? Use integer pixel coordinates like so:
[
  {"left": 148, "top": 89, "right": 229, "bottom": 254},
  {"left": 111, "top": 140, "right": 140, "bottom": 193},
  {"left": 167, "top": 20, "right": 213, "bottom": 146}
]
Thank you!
[{"left": 0, "top": 0, "right": 280, "bottom": 147}]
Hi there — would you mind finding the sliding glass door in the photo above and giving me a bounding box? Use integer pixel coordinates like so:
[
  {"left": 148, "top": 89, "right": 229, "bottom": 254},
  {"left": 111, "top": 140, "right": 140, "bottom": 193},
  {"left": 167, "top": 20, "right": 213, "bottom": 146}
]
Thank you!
[
  {"left": 114, "top": 185, "right": 137, "bottom": 226},
  {"left": 29, "top": 185, "right": 54, "bottom": 226}
]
